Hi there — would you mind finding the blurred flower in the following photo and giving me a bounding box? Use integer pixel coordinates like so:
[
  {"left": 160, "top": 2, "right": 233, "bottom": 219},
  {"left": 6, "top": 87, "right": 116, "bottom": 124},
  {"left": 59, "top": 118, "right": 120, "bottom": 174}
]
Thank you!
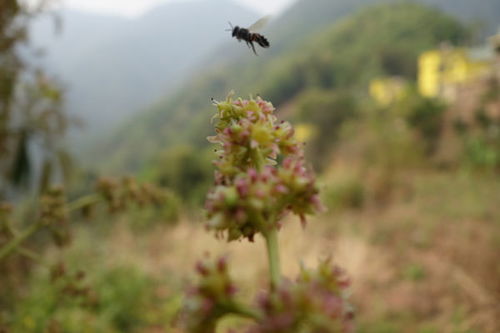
[
  {"left": 246, "top": 259, "right": 354, "bottom": 333},
  {"left": 39, "top": 186, "right": 70, "bottom": 247},
  {"left": 96, "top": 177, "right": 168, "bottom": 213},
  {"left": 181, "top": 255, "right": 240, "bottom": 333},
  {"left": 39, "top": 186, "right": 67, "bottom": 226}
]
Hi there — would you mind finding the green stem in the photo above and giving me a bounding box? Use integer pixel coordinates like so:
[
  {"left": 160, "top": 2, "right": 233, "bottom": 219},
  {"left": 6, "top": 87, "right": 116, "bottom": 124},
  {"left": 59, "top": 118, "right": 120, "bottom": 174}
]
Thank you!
[
  {"left": 264, "top": 227, "right": 281, "bottom": 290},
  {"left": 17, "top": 247, "right": 46, "bottom": 264},
  {"left": 67, "top": 194, "right": 101, "bottom": 212},
  {"left": 250, "top": 148, "right": 281, "bottom": 290},
  {"left": 0, "top": 193, "right": 102, "bottom": 262},
  {"left": 226, "top": 302, "right": 261, "bottom": 320},
  {"left": 0, "top": 221, "right": 42, "bottom": 261}
]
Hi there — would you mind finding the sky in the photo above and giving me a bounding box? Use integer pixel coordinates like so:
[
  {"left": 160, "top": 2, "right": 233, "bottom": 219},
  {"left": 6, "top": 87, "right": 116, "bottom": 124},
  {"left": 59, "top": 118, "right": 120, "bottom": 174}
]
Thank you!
[{"left": 59, "top": 0, "right": 295, "bottom": 17}]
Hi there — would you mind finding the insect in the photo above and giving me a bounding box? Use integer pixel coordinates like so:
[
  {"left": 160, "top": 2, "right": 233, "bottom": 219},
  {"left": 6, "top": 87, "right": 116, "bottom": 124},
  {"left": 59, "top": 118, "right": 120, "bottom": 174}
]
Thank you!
[{"left": 227, "top": 16, "right": 271, "bottom": 55}]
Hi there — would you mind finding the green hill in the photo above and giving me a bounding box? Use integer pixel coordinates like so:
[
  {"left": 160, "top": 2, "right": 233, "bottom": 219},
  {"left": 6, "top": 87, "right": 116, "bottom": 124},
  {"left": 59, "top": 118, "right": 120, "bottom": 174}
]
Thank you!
[
  {"left": 421, "top": 0, "right": 500, "bottom": 37},
  {"left": 94, "top": 2, "right": 468, "bottom": 176},
  {"left": 32, "top": 0, "right": 257, "bottom": 141},
  {"left": 32, "top": 0, "right": 499, "bottom": 146}
]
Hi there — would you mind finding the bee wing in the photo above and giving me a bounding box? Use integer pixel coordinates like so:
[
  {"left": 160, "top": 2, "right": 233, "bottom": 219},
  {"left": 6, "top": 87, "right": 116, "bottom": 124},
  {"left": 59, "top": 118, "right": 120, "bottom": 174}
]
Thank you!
[{"left": 248, "top": 15, "right": 271, "bottom": 32}]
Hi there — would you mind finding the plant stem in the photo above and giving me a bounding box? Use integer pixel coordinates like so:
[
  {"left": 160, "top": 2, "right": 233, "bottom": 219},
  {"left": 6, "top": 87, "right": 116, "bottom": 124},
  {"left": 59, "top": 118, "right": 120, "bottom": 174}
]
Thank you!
[
  {"left": 251, "top": 147, "right": 281, "bottom": 289},
  {"left": 0, "top": 193, "right": 102, "bottom": 262},
  {"left": 17, "top": 247, "right": 47, "bottom": 265},
  {"left": 67, "top": 194, "right": 101, "bottom": 212},
  {"left": 0, "top": 221, "right": 42, "bottom": 261},
  {"left": 227, "top": 302, "right": 261, "bottom": 320},
  {"left": 264, "top": 227, "right": 281, "bottom": 290}
]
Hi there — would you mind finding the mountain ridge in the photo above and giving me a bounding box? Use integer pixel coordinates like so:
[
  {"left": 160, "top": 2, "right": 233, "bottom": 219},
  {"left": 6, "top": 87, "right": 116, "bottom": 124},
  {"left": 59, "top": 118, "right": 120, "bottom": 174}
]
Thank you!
[
  {"left": 31, "top": 0, "right": 258, "bottom": 140},
  {"left": 93, "top": 0, "right": 478, "bottom": 173}
]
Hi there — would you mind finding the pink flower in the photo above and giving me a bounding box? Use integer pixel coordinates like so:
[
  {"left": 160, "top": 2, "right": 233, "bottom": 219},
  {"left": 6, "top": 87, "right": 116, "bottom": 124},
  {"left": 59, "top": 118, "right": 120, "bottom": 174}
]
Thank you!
[
  {"left": 205, "top": 96, "right": 323, "bottom": 242},
  {"left": 246, "top": 260, "right": 354, "bottom": 333}
]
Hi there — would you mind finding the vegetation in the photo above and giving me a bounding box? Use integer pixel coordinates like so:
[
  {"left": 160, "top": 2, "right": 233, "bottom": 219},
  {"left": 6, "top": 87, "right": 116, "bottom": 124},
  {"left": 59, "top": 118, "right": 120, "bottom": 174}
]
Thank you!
[
  {"left": 99, "top": 2, "right": 469, "bottom": 203},
  {"left": 0, "top": 0, "right": 70, "bottom": 196},
  {"left": 1, "top": 0, "right": 499, "bottom": 332},
  {"left": 178, "top": 95, "right": 353, "bottom": 332},
  {"left": 31, "top": 0, "right": 258, "bottom": 141}
]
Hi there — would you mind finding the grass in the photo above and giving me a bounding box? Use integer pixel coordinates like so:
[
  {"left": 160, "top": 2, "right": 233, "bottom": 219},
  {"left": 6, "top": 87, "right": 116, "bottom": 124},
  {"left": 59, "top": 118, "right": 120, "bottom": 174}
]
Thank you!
[{"left": 11, "top": 169, "right": 499, "bottom": 332}]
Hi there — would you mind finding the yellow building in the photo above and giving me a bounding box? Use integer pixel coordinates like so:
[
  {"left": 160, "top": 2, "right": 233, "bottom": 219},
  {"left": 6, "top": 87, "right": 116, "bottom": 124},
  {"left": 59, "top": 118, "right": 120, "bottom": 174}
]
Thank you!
[
  {"left": 369, "top": 77, "right": 407, "bottom": 106},
  {"left": 418, "top": 47, "right": 491, "bottom": 99},
  {"left": 294, "top": 123, "right": 316, "bottom": 142}
]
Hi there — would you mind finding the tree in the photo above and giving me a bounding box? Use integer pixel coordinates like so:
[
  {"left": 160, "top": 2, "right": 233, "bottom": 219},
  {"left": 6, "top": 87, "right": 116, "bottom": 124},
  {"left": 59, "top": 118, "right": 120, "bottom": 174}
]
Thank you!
[{"left": 0, "top": 0, "right": 71, "bottom": 198}]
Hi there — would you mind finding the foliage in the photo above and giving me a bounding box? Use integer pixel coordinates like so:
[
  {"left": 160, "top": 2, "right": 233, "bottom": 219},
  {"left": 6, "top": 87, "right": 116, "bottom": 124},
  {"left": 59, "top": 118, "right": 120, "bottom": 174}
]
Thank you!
[
  {"left": 0, "top": 0, "right": 72, "bottom": 197},
  {"left": 453, "top": 81, "right": 500, "bottom": 171},
  {"left": 400, "top": 93, "right": 446, "bottom": 155},
  {"left": 9, "top": 265, "right": 167, "bottom": 332},
  {"left": 257, "top": 2, "right": 469, "bottom": 102},
  {"left": 143, "top": 145, "right": 213, "bottom": 206},
  {"left": 323, "top": 177, "right": 365, "bottom": 212},
  {"left": 0, "top": 177, "right": 177, "bottom": 331},
  {"left": 293, "top": 89, "right": 359, "bottom": 170},
  {"left": 96, "top": 2, "right": 469, "bottom": 182},
  {"left": 463, "top": 136, "right": 500, "bottom": 170},
  {"left": 29, "top": 0, "right": 500, "bottom": 152}
]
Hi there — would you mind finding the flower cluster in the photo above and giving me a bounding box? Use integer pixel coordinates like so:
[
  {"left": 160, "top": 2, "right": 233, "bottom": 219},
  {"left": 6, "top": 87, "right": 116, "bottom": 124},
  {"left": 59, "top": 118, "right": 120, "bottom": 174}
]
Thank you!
[
  {"left": 181, "top": 255, "right": 240, "bottom": 333},
  {"left": 208, "top": 97, "right": 300, "bottom": 179},
  {"left": 96, "top": 176, "right": 167, "bottom": 213},
  {"left": 39, "top": 187, "right": 68, "bottom": 226},
  {"left": 182, "top": 257, "right": 354, "bottom": 333},
  {"left": 205, "top": 96, "right": 322, "bottom": 241},
  {"left": 39, "top": 187, "right": 70, "bottom": 247},
  {"left": 247, "top": 259, "right": 354, "bottom": 333},
  {"left": 50, "top": 262, "right": 98, "bottom": 307},
  {"left": 206, "top": 160, "right": 321, "bottom": 241}
]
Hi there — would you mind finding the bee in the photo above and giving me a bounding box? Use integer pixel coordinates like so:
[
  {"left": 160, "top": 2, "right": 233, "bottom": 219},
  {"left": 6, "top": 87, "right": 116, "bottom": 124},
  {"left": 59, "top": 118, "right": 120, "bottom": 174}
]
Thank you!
[{"left": 227, "top": 16, "right": 271, "bottom": 55}]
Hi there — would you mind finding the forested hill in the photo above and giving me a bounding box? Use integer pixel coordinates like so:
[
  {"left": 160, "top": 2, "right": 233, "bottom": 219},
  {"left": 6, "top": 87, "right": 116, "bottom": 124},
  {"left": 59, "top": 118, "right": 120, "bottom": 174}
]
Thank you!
[
  {"left": 93, "top": 1, "right": 472, "bottom": 173},
  {"left": 212, "top": 0, "right": 499, "bottom": 63},
  {"left": 33, "top": 0, "right": 500, "bottom": 147},
  {"left": 420, "top": 0, "right": 500, "bottom": 37},
  {"left": 31, "top": 0, "right": 257, "bottom": 139}
]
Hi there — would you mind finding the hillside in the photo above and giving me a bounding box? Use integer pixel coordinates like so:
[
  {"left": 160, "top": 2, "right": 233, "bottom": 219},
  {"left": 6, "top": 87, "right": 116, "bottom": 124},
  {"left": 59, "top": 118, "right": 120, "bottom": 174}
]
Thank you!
[
  {"left": 31, "top": 0, "right": 500, "bottom": 145},
  {"left": 31, "top": 0, "right": 257, "bottom": 140},
  {"left": 422, "top": 0, "right": 500, "bottom": 37},
  {"left": 94, "top": 1, "right": 469, "bottom": 174}
]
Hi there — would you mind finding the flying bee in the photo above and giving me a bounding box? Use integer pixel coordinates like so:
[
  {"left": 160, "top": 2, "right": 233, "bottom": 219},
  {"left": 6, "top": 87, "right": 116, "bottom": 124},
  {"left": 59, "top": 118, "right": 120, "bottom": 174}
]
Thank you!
[{"left": 227, "top": 16, "right": 271, "bottom": 55}]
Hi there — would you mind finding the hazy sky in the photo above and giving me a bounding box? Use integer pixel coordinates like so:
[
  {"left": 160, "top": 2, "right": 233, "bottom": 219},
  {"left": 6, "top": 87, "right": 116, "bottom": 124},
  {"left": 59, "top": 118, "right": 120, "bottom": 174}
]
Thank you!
[{"left": 61, "top": 0, "right": 295, "bottom": 17}]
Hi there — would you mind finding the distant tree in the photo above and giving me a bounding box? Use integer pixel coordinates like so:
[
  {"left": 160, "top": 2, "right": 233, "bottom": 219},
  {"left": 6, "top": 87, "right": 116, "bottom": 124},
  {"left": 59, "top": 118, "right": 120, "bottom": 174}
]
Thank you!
[
  {"left": 0, "top": 0, "right": 71, "bottom": 198},
  {"left": 294, "top": 89, "right": 358, "bottom": 170}
]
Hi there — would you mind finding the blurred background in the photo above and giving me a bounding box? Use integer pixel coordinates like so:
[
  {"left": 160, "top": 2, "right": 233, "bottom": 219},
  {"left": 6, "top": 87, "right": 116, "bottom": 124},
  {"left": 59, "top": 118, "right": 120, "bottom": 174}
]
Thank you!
[{"left": 1, "top": 0, "right": 499, "bottom": 332}]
